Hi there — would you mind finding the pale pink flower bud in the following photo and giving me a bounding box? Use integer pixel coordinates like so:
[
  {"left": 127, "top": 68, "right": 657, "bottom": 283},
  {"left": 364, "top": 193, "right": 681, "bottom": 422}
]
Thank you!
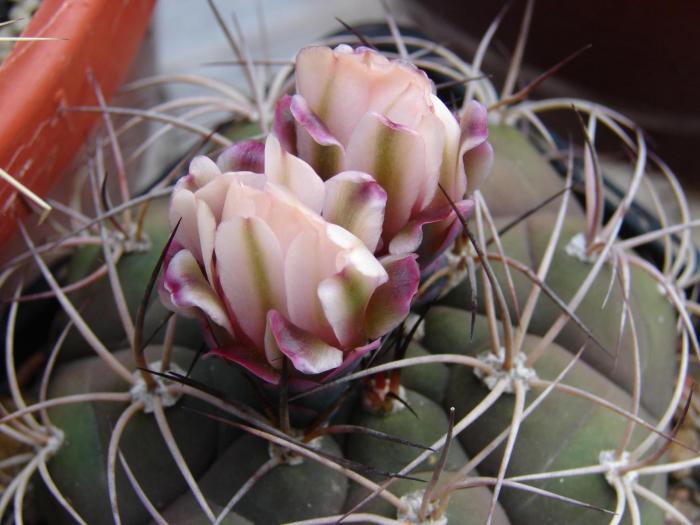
[
  {"left": 273, "top": 45, "right": 493, "bottom": 263},
  {"left": 159, "top": 137, "right": 419, "bottom": 384}
]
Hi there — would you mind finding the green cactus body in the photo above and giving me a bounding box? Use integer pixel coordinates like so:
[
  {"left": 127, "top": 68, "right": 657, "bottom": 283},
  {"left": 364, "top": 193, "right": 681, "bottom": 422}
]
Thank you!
[
  {"left": 436, "top": 125, "right": 677, "bottom": 418},
  {"left": 157, "top": 498, "right": 252, "bottom": 525},
  {"left": 52, "top": 200, "right": 202, "bottom": 362},
  {"left": 478, "top": 125, "right": 583, "bottom": 219},
  {"left": 400, "top": 342, "right": 451, "bottom": 404},
  {"left": 193, "top": 434, "right": 348, "bottom": 524},
  {"left": 346, "top": 389, "right": 468, "bottom": 476},
  {"left": 423, "top": 309, "right": 666, "bottom": 524},
  {"left": 42, "top": 347, "right": 218, "bottom": 524},
  {"left": 345, "top": 471, "right": 512, "bottom": 524},
  {"left": 439, "top": 213, "right": 676, "bottom": 418}
]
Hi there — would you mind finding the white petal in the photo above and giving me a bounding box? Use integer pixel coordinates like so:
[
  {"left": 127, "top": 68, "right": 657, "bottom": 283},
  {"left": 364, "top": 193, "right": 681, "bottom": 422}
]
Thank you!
[
  {"left": 296, "top": 46, "right": 371, "bottom": 145},
  {"left": 344, "top": 113, "right": 427, "bottom": 240},
  {"left": 290, "top": 95, "right": 345, "bottom": 179},
  {"left": 365, "top": 254, "right": 419, "bottom": 339},
  {"left": 215, "top": 216, "right": 286, "bottom": 347},
  {"left": 170, "top": 189, "right": 201, "bottom": 261},
  {"left": 196, "top": 200, "right": 217, "bottom": 284},
  {"left": 432, "top": 94, "right": 465, "bottom": 204},
  {"left": 322, "top": 171, "right": 386, "bottom": 252},
  {"left": 318, "top": 229, "right": 388, "bottom": 347},
  {"left": 265, "top": 310, "right": 343, "bottom": 374},
  {"left": 318, "top": 265, "right": 378, "bottom": 348},
  {"left": 195, "top": 172, "right": 242, "bottom": 222},
  {"left": 264, "top": 134, "right": 326, "bottom": 213},
  {"left": 162, "top": 249, "right": 233, "bottom": 335},
  {"left": 189, "top": 155, "right": 221, "bottom": 188},
  {"left": 284, "top": 230, "right": 338, "bottom": 345}
]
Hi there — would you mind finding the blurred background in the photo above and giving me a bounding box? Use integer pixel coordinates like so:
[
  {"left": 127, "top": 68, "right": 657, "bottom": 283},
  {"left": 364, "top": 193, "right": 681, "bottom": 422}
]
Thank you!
[
  {"left": 148, "top": 0, "right": 699, "bottom": 183},
  {"left": 2, "top": 0, "right": 696, "bottom": 184},
  {"left": 407, "top": 0, "right": 700, "bottom": 185}
]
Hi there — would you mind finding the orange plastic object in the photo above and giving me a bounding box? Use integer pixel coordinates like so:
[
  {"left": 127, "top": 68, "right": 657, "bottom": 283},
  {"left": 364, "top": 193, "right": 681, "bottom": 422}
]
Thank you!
[{"left": 0, "top": 0, "right": 156, "bottom": 246}]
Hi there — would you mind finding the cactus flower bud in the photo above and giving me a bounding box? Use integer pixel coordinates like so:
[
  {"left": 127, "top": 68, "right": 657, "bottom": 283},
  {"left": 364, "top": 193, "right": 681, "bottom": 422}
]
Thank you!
[
  {"left": 159, "top": 136, "right": 419, "bottom": 384},
  {"left": 273, "top": 44, "right": 493, "bottom": 263}
]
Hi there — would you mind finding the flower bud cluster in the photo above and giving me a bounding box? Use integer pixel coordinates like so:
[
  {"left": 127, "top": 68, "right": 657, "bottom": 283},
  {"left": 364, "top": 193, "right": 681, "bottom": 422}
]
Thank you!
[{"left": 160, "top": 45, "right": 492, "bottom": 383}]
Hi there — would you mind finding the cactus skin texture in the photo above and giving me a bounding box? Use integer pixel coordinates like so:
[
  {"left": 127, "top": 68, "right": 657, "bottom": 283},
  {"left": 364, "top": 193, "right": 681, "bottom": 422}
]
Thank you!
[
  {"left": 42, "top": 347, "right": 219, "bottom": 525},
  {"left": 426, "top": 313, "right": 666, "bottom": 525},
  {"left": 24, "top": 127, "right": 677, "bottom": 524},
  {"left": 439, "top": 128, "right": 677, "bottom": 417},
  {"left": 49, "top": 200, "right": 202, "bottom": 362}
]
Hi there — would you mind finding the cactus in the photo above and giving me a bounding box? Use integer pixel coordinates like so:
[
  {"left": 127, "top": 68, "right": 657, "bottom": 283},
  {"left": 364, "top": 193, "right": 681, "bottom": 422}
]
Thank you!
[{"left": 1, "top": 5, "right": 697, "bottom": 525}]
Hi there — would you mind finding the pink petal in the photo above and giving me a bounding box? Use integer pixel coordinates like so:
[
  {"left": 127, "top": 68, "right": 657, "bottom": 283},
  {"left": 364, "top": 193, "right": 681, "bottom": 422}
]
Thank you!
[
  {"left": 418, "top": 198, "right": 475, "bottom": 265},
  {"left": 220, "top": 175, "right": 258, "bottom": 221},
  {"left": 264, "top": 134, "right": 326, "bottom": 214},
  {"left": 365, "top": 254, "right": 419, "bottom": 339},
  {"left": 463, "top": 141, "right": 494, "bottom": 195},
  {"left": 249, "top": 183, "right": 329, "bottom": 253},
  {"left": 458, "top": 101, "right": 492, "bottom": 195},
  {"left": 170, "top": 188, "right": 202, "bottom": 262},
  {"left": 215, "top": 216, "right": 286, "bottom": 348},
  {"left": 284, "top": 230, "right": 338, "bottom": 345},
  {"left": 459, "top": 100, "right": 490, "bottom": 152},
  {"left": 295, "top": 45, "right": 435, "bottom": 147},
  {"left": 322, "top": 339, "right": 381, "bottom": 382},
  {"left": 196, "top": 200, "right": 217, "bottom": 284},
  {"left": 272, "top": 95, "right": 297, "bottom": 154},
  {"left": 265, "top": 310, "right": 343, "bottom": 375},
  {"left": 387, "top": 203, "right": 454, "bottom": 256},
  {"left": 158, "top": 272, "right": 178, "bottom": 314},
  {"left": 382, "top": 82, "right": 430, "bottom": 130},
  {"left": 207, "top": 347, "right": 280, "bottom": 385},
  {"left": 295, "top": 46, "right": 370, "bottom": 145},
  {"left": 344, "top": 112, "right": 427, "bottom": 240},
  {"left": 163, "top": 238, "right": 184, "bottom": 265},
  {"left": 317, "top": 246, "right": 387, "bottom": 348},
  {"left": 410, "top": 108, "right": 445, "bottom": 212},
  {"left": 295, "top": 46, "right": 336, "bottom": 113},
  {"left": 216, "top": 140, "right": 265, "bottom": 174},
  {"left": 161, "top": 249, "right": 234, "bottom": 336},
  {"left": 357, "top": 47, "right": 433, "bottom": 123},
  {"left": 322, "top": 171, "right": 387, "bottom": 253},
  {"left": 290, "top": 94, "right": 345, "bottom": 179},
  {"left": 195, "top": 172, "right": 242, "bottom": 222},
  {"left": 432, "top": 95, "right": 465, "bottom": 204},
  {"left": 378, "top": 84, "right": 445, "bottom": 215},
  {"left": 325, "top": 223, "right": 388, "bottom": 278},
  {"left": 189, "top": 155, "right": 221, "bottom": 188}
]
